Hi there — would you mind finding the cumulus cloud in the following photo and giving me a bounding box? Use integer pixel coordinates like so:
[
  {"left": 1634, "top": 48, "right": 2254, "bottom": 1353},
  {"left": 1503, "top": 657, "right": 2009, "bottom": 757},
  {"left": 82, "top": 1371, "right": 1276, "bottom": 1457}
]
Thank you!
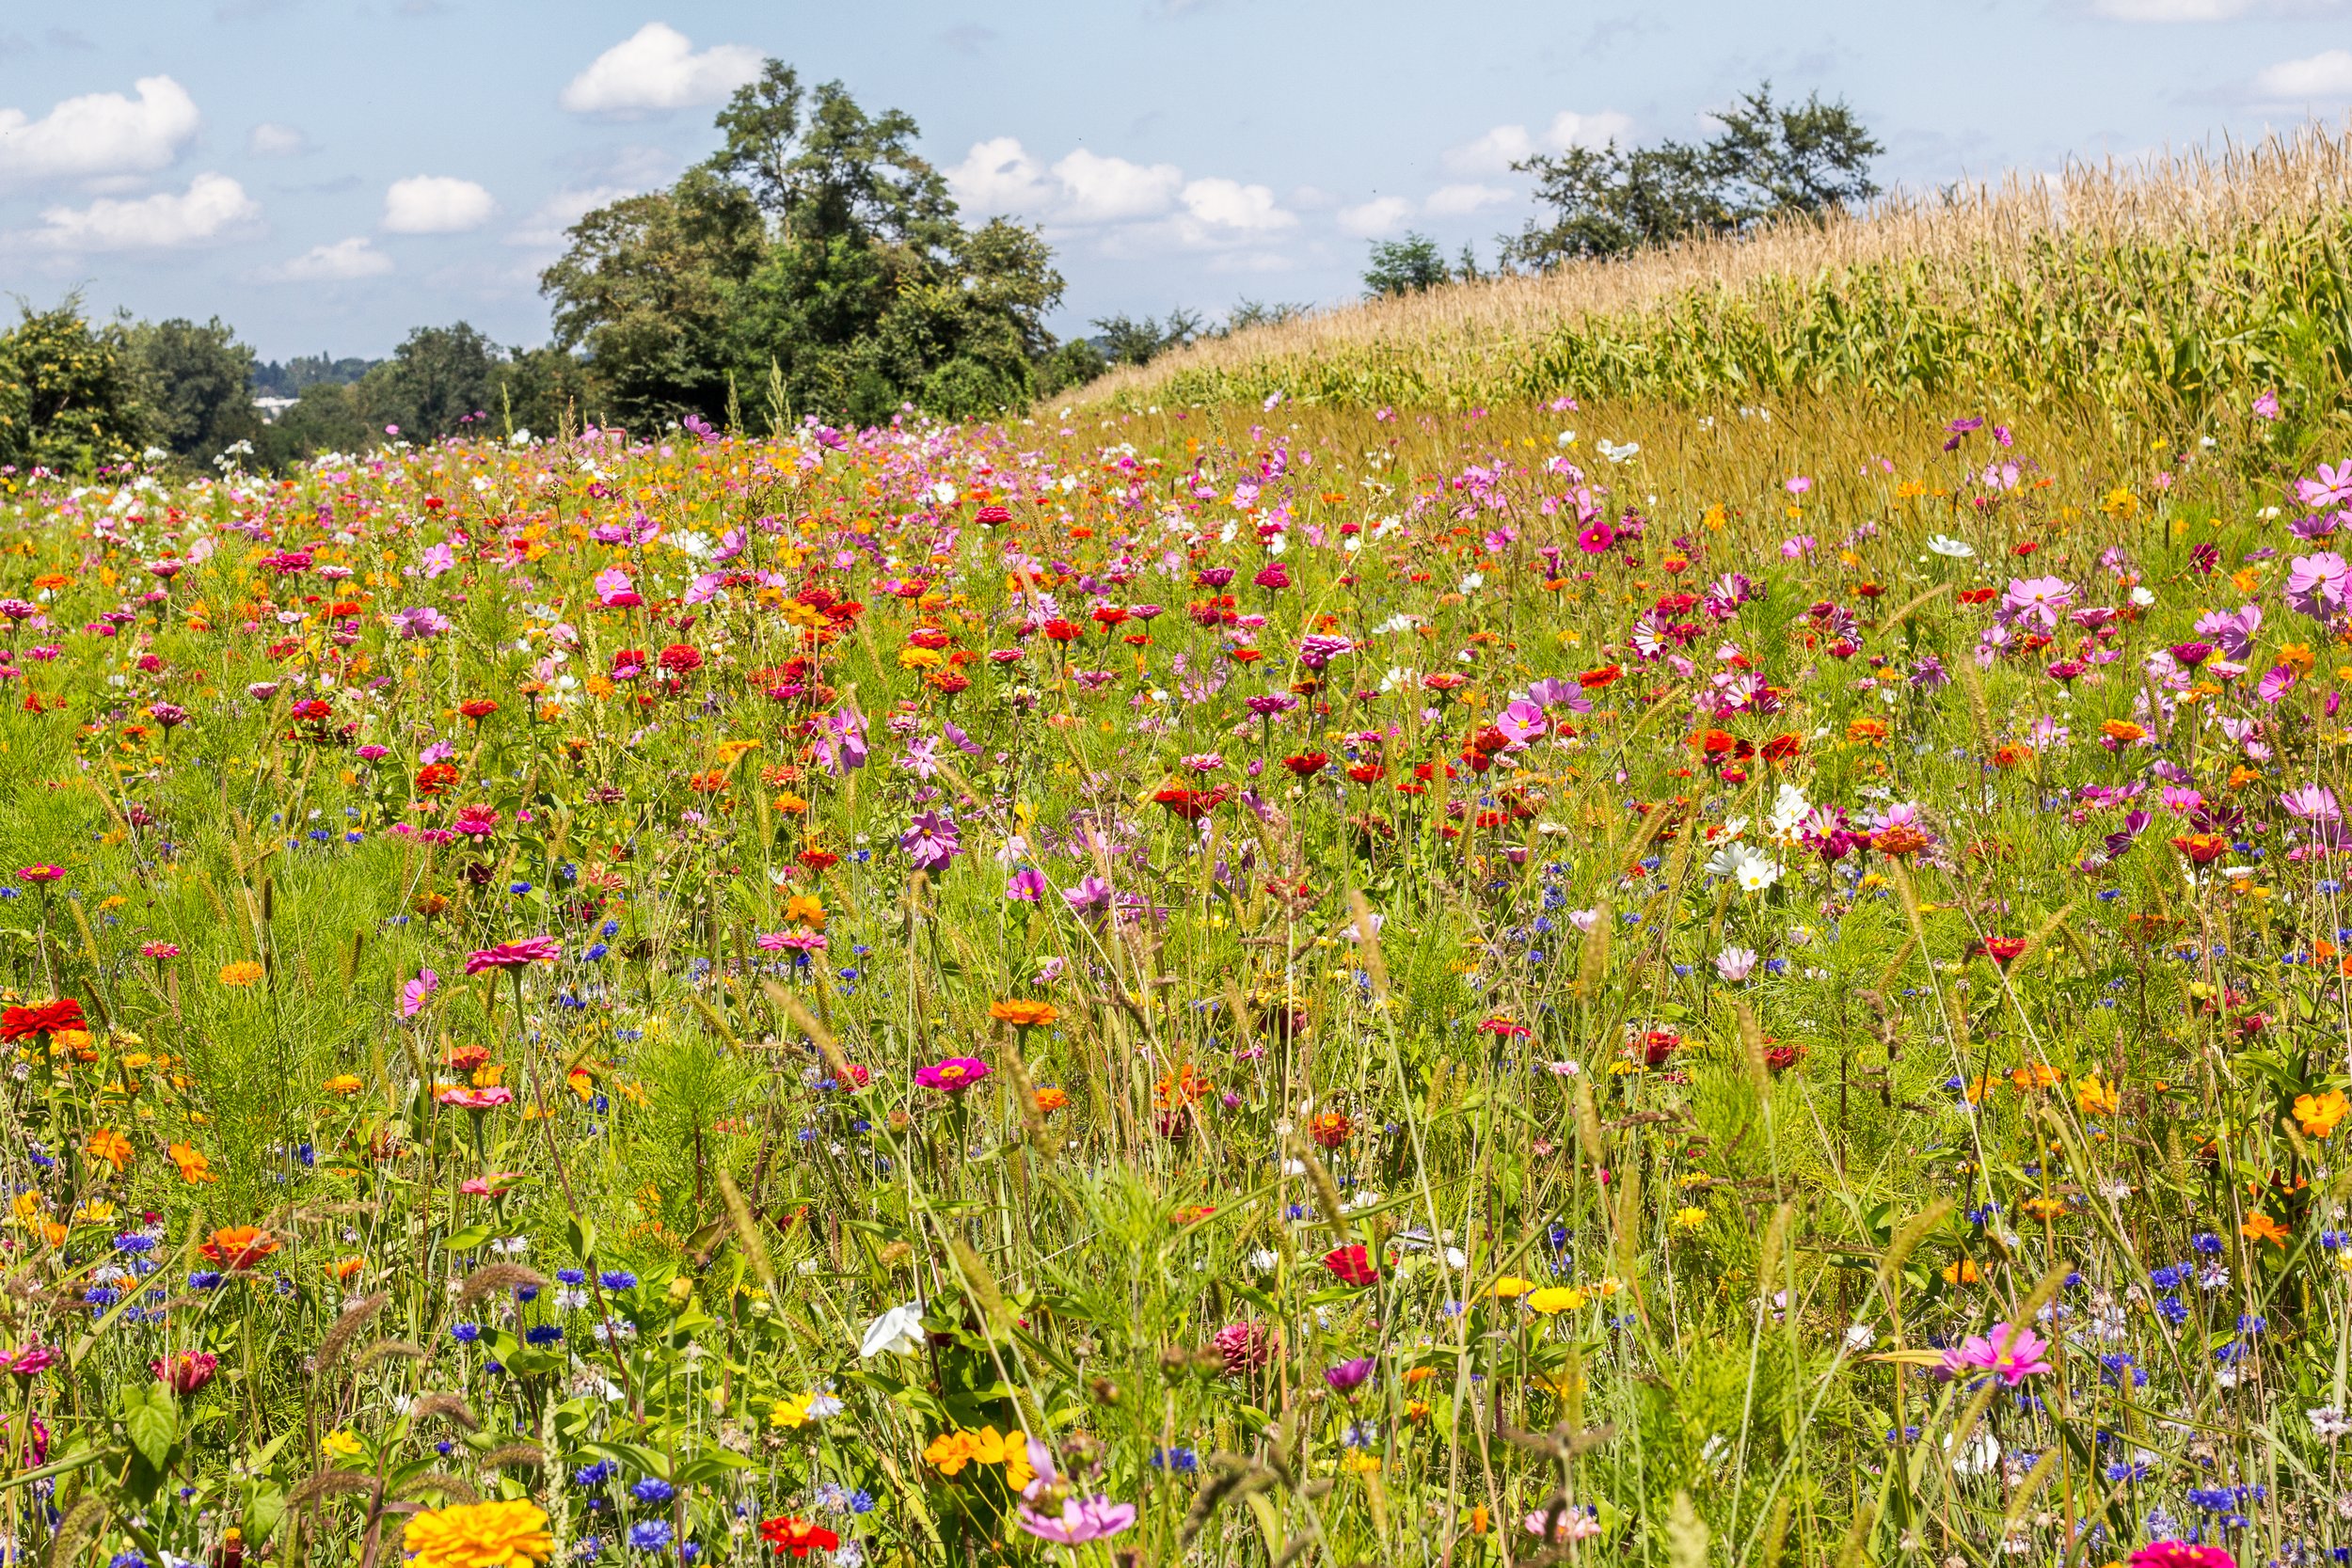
[
  {"left": 2256, "top": 48, "right": 2352, "bottom": 98},
  {"left": 1337, "top": 196, "right": 1412, "bottom": 237},
  {"left": 32, "top": 171, "right": 259, "bottom": 251},
  {"left": 505, "top": 183, "right": 642, "bottom": 248},
  {"left": 0, "top": 74, "right": 200, "bottom": 186},
  {"left": 1423, "top": 182, "right": 1515, "bottom": 215},
  {"left": 1178, "top": 177, "right": 1295, "bottom": 232},
  {"left": 383, "top": 175, "right": 495, "bottom": 233},
  {"left": 246, "top": 122, "right": 309, "bottom": 157},
  {"left": 1444, "top": 109, "right": 1632, "bottom": 176},
  {"left": 261, "top": 235, "right": 392, "bottom": 281},
  {"left": 560, "top": 23, "right": 762, "bottom": 115},
  {"left": 946, "top": 138, "right": 1184, "bottom": 224}
]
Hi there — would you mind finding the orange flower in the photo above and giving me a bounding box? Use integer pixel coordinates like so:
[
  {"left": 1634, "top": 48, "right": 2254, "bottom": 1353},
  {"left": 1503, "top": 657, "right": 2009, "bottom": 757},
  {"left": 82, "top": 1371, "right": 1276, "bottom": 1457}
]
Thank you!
[
  {"left": 2242, "top": 1212, "right": 2291, "bottom": 1249},
  {"left": 330, "top": 1257, "right": 365, "bottom": 1281},
  {"left": 989, "top": 999, "right": 1059, "bottom": 1029},
  {"left": 84, "top": 1128, "right": 134, "bottom": 1173},
  {"left": 199, "top": 1225, "right": 279, "bottom": 1269},
  {"left": 168, "top": 1142, "right": 216, "bottom": 1185},
  {"left": 2100, "top": 720, "right": 2147, "bottom": 745},
  {"left": 218, "top": 960, "right": 264, "bottom": 988},
  {"left": 1034, "top": 1085, "right": 1070, "bottom": 1115},
  {"left": 2296, "top": 1089, "right": 2350, "bottom": 1139}
]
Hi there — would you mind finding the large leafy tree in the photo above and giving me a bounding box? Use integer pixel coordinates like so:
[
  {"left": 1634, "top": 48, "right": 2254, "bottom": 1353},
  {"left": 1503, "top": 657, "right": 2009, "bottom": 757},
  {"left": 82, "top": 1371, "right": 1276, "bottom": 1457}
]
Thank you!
[
  {"left": 543, "top": 60, "right": 1064, "bottom": 428},
  {"left": 1505, "top": 82, "right": 1882, "bottom": 268},
  {"left": 124, "top": 317, "right": 261, "bottom": 462},
  {"left": 0, "top": 298, "right": 147, "bottom": 473}
]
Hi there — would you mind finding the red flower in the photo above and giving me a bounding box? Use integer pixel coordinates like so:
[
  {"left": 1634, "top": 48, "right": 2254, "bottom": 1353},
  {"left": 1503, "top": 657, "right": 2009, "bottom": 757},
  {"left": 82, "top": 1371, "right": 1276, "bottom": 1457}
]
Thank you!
[
  {"left": 456, "top": 699, "right": 499, "bottom": 721},
  {"left": 1042, "top": 618, "right": 1081, "bottom": 642},
  {"left": 0, "top": 999, "right": 85, "bottom": 1042},
  {"left": 1152, "top": 784, "right": 1226, "bottom": 822},
  {"left": 1968, "top": 937, "right": 2030, "bottom": 965},
  {"left": 1759, "top": 734, "right": 1802, "bottom": 762},
  {"left": 1322, "top": 1244, "right": 1379, "bottom": 1287},
  {"left": 758, "top": 1517, "right": 839, "bottom": 1559},
  {"left": 415, "top": 762, "right": 460, "bottom": 797},
  {"left": 658, "top": 643, "right": 704, "bottom": 676},
  {"left": 1345, "top": 762, "right": 1385, "bottom": 784},
  {"left": 1957, "top": 588, "right": 1997, "bottom": 606},
  {"left": 1281, "top": 752, "right": 1328, "bottom": 778},
  {"left": 798, "top": 848, "right": 841, "bottom": 871},
  {"left": 1641, "top": 1030, "right": 1681, "bottom": 1067},
  {"left": 1578, "top": 664, "right": 1623, "bottom": 689},
  {"left": 1477, "top": 1017, "right": 1531, "bottom": 1038},
  {"left": 974, "top": 505, "right": 1011, "bottom": 526}
]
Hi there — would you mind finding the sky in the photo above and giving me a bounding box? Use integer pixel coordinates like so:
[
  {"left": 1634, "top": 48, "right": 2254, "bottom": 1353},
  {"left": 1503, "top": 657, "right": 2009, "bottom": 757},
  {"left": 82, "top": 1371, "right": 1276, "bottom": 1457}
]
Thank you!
[{"left": 5, "top": 0, "right": 2352, "bottom": 362}]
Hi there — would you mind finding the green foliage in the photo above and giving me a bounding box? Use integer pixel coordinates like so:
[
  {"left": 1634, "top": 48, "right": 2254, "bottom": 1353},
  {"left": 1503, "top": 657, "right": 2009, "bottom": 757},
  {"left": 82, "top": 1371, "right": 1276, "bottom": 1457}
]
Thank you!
[
  {"left": 0, "top": 297, "right": 147, "bottom": 473},
  {"left": 124, "top": 318, "right": 262, "bottom": 464},
  {"left": 1506, "top": 81, "right": 1882, "bottom": 267},
  {"left": 1363, "top": 231, "right": 1455, "bottom": 298},
  {"left": 543, "top": 59, "right": 1065, "bottom": 428}
]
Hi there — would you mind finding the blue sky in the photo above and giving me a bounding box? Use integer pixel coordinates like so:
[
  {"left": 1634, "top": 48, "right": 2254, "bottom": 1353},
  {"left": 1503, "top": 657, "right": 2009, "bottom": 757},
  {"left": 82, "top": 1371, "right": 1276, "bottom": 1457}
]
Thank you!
[{"left": 4, "top": 0, "right": 2350, "bottom": 361}]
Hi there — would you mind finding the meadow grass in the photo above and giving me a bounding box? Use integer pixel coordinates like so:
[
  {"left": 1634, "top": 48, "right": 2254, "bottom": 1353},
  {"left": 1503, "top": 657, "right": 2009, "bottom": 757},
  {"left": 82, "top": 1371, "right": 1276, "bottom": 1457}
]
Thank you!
[{"left": 0, "top": 391, "right": 2330, "bottom": 1568}]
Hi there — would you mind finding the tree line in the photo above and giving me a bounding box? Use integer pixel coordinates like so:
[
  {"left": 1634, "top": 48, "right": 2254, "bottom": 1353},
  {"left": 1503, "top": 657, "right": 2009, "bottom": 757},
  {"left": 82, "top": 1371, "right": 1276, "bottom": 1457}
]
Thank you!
[{"left": 0, "top": 72, "right": 1879, "bottom": 473}]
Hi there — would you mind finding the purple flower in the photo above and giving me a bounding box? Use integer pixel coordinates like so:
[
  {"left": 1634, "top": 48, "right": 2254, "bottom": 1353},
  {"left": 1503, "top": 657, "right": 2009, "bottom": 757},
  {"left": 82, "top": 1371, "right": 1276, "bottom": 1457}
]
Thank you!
[
  {"left": 400, "top": 968, "right": 439, "bottom": 1019},
  {"left": 1005, "top": 868, "right": 1047, "bottom": 902},
  {"left": 393, "top": 606, "right": 451, "bottom": 640},
  {"left": 1062, "top": 876, "right": 1113, "bottom": 915},
  {"left": 1296, "top": 634, "right": 1352, "bottom": 671},
  {"left": 900, "top": 811, "right": 962, "bottom": 873},
  {"left": 1998, "top": 575, "right": 2076, "bottom": 629},
  {"left": 2287, "top": 551, "right": 2351, "bottom": 622},
  {"left": 1015, "top": 1494, "right": 1137, "bottom": 1546},
  {"left": 2192, "top": 604, "right": 2261, "bottom": 660},
  {"left": 813, "top": 706, "right": 868, "bottom": 776},
  {"left": 1324, "top": 1356, "right": 1375, "bottom": 1392}
]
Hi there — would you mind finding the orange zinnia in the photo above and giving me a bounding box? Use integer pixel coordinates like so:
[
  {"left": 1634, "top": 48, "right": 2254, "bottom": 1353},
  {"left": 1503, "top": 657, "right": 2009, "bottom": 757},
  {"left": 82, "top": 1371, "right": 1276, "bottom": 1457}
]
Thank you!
[
  {"left": 989, "top": 999, "right": 1059, "bottom": 1029},
  {"left": 199, "top": 1225, "right": 279, "bottom": 1269}
]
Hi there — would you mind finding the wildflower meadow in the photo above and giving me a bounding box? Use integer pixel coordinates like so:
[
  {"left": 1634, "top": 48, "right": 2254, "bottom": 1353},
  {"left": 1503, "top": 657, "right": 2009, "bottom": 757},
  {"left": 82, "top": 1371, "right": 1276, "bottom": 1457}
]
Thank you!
[{"left": 0, "top": 386, "right": 2340, "bottom": 1568}]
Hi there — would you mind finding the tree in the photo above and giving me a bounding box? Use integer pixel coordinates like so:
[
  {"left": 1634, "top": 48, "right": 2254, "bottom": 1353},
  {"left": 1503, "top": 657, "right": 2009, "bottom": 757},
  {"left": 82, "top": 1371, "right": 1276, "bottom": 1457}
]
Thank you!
[
  {"left": 125, "top": 317, "right": 260, "bottom": 461},
  {"left": 543, "top": 59, "right": 1065, "bottom": 427},
  {"left": 1363, "top": 233, "right": 1452, "bottom": 298},
  {"left": 0, "top": 297, "right": 145, "bottom": 473},
  {"left": 1506, "top": 81, "right": 1882, "bottom": 269},
  {"left": 356, "top": 323, "right": 506, "bottom": 444},
  {"left": 1090, "top": 310, "right": 1201, "bottom": 368},
  {"left": 1226, "top": 298, "right": 1309, "bottom": 333}
]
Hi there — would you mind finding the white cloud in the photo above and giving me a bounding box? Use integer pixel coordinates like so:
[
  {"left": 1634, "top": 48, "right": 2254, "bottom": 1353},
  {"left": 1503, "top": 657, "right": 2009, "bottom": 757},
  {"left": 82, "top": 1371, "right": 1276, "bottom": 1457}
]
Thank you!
[
  {"left": 33, "top": 171, "right": 258, "bottom": 251},
  {"left": 946, "top": 138, "right": 1183, "bottom": 224},
  {"left": 1444, "top": 108, "right": 1630, "bottom": 175},
  {"left": 383, "top": 174, "right": 495, "bottom": 233},
  {"left": 1424, "top": 182, "right": 1514, "bottom": 215},
  {"left": 2092, "top": 0, "right": 2250, "bottom": 15},
  {"left": 1179, "top": 177, "right": 1294, "bottom": 232},
  {"left": 560, "top": 23, "right": 761, "bottom": 115},
  {"left": 261, "top": 235, "right": 391, "bottom": 281},
  {"left": 505, "top": 183, "right": 642, "bottom": 248},
  {"left": 246, "top": 122, "right": 309, "bottom": 157},
  {"left": 1050, "top": 148, "right": 1184, "bottom": 222},
  {"left": 2256, "top": 48, "right": 2352, "bottom": 98},
  {"left": 0, "top": 74, "right": 199, "bottom": 186},
  {"left": 1337, "top": 196, "right": 1412, "bottom": 237},
  {"left": 946, "top": 136, "right": 1052, "bottom": 213}
]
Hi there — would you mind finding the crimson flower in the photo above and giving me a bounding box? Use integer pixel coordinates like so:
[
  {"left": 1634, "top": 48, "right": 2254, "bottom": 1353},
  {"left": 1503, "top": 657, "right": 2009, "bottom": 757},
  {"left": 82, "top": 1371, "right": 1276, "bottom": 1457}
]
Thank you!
[
  {"left": 1322, "top": 1244, "right": 1379, "bottom": 1287},
  {"left": 464, "top": 938, "right": 562, "bottom": 974},
  {"left": 0, "top": 999, "right": 85, "bottom": 1042}
]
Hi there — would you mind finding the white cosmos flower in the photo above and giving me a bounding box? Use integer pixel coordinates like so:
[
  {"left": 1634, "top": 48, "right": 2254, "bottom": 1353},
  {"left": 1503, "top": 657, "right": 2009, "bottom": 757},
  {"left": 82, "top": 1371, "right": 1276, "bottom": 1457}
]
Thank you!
[
  {"left": 1767, "top": 783, "right": 1811, "bottom": 842},
  {"left": 858, "top": 1301, "right": 927, "bottom": 1358},
  {"left": 1926, "top": 535, "right": 1975, "bottom": 559}
]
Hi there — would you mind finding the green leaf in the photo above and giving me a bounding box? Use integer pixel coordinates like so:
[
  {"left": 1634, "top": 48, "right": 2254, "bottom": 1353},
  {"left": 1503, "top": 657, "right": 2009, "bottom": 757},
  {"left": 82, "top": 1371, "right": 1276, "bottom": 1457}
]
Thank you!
[
  {"left": 444, "top": 1223, "right": 494, "bottom": 1253},
  {"left": 565, "top": 1215, "right": 597, "bottom": 1265},
  {"left": 123, "top": 1387, "right": 177, "bottom": 1470},
  {"left": 245, "top": 1483, "right": 288, "bottom": 1545}
]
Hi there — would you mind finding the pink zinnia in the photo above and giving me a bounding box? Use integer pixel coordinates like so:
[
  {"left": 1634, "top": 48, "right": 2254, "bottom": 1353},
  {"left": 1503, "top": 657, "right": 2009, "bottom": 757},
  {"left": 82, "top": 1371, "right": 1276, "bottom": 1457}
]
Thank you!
[
  {"left": 2130, "top": 1545, "right": 2235, "bottom": 1568},
  {"left": 914, "top": 1056, "right": 991, "bottom": 1093},
  {"left": 1940, "top": 1322, "right": 2053, "bottom": 1385},
  {"left": 436, "top": 1085, "right": 516, "bottom": 1110},
  {"left": 464, "top": 938, "right": 561, "bottom": 974}
]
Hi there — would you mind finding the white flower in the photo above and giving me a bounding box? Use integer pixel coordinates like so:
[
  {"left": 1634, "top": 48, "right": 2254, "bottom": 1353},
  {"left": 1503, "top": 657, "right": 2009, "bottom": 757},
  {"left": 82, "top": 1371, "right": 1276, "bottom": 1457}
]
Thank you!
[
  {"left": 1926, "top": 535, "right": 1975, "bottom": 559},
  {"left": 1458, "top": 572, "right": 1485, "bottom": 593},
  {"left": 1705, "top": 841, "right": 1783, "bottom": 892},
  {"left": 858, "top": 1301, "right": 927, "bottom": 1358},
  {"left": 2130, "top": 586, "right": 2156, "bottom": 608},
  {"left": 931, "top": 481, "right": 958, "bottom": 506},
  {"left": 1555, "top": 430, "right": 1577, "bottom": 447},
  {"left": 1767, "top": 783, "right": 1811, "bottom": 842},
  {"left": 2312, "top": 1406, "right": 2352, "bottom": 1441},
  {"left": 1944, "top": 1432, "right": 2000, "bottom": 1477},
  {"left": 1597, "top": 438, "right": 1639, "bottom": 464},
  {"left": 1843, "top": 1323, "right": 1875, "bottom": 1351},
  {"left": 1248, "top": 1248, "right": 1280, "bottom": 1273}
]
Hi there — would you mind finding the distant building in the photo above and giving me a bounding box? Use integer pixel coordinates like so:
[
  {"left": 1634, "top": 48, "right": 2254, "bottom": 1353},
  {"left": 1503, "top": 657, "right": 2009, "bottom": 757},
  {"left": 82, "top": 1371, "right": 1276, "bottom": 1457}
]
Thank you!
[{"left": 253, "top": 396, "right": 299, "bottom": 423}]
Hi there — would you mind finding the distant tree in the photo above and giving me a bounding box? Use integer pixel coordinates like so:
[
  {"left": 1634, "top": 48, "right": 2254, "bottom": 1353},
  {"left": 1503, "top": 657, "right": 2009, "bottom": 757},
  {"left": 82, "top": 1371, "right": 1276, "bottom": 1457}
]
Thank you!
[
  {"left": 1225, "top": 298, "right": 1310, "bottom": 333},
  {"left": 1090, "top": 309, "right": 1201, "bottom": 368},
  {"left": 0, "top": 297, "right": 145, "bottom": 473},
  {"left": 251, "top": 354, "right": 377, "bottom": 399},
  {"left": 125, "top": 316, "right": 260, "bottom": 461},
  {"left": 255, "top": 382, "right": 373, "bottom": 467},
  {"left": 1363, "top": 233, "right": 1452, "bottom": 298},
  {"left": 355, "top": 323, "right": 507, "bottom": 444},
  {"left": 1506, "top": 81, "right": 1881, "bottom": 268},
  {"left": 545, "top": 60, "right": 1065, "bottom": 427},
  {"left": 1036, "top": 338, "right": 1107, "bottom": 398}
]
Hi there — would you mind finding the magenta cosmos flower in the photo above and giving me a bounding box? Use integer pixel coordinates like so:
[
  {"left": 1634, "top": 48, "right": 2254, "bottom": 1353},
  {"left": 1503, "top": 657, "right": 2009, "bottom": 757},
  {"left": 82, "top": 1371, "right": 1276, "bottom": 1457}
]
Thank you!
[
  {"left": 914, "top": 1056, "right": 991, "bottom": 1093},
  {"left": 2287, "top": 551, "right": 2352, "bottom": 622},
  {"left": 1940, "top": 1322, "right": 2052, "bottom": 1385},
  {"left": 2129, "top": 1544, "right": 2235, "bottom": 1568},
  {"left": 899, "top": 811, "right": 961, "bottom": 873},
  {"left": 463, "top": 937, "right": 561, "bottom": 974}
]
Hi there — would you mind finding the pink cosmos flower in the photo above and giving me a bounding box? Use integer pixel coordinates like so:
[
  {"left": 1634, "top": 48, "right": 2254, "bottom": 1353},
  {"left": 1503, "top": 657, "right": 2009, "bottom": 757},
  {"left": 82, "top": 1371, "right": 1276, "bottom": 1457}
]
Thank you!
[
  {"left": 436, "top": 1085, "right": 516, "bottom": 1110},
  {"left": 2130, "top": 1544, "right": 2235, "bottom": 1568},
  {"left": 2287, "top": 551, "right": 2352, "bottom": 621},
  {"left": 401, "top": 968, "right": 439, "bottom": 1018},
  {"left": 1939, "top": 1323, "right": 2053, "bottom": 1385},
  {"left": 1999, "top": 575, "right": 2076, "bottom": 629}
]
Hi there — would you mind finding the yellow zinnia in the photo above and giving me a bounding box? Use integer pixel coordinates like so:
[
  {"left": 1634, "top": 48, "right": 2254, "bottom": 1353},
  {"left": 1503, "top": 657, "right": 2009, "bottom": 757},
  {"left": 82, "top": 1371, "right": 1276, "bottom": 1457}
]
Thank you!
[
  {"left": 217, "top": 961, "right": 264, "bottom": 989},
  {"left": 1527, "top": 1286, "right": 1585, "bottom": 1316},
  {"left": 402, "top": 1499, "right": 553, "bottom": 1568}
]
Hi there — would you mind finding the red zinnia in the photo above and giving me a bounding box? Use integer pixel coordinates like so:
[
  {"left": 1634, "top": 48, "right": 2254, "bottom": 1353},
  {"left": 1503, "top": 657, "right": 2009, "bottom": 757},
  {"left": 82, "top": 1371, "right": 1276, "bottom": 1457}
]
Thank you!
[
  {"left": 1282, "top": 752, "right": 1328, "bottom": 778},
  {"left": 758, "top": 1517, "right": 839, "bottom": 1559},
  {"left": 0, "top": 998, "right": 85, "bottom": 1042},
  {"left": 1578, "top": 664, "right": 1623, "bottom": 689},
  {"left": 1042, "top": 618, "right": 1081, "bottom": 642},
  {"left": 1759, "top": 734, "right": 1802, "bottom": 763},
  {"left": 658, "top": 643, "right": 704, "bottom": 675},
  {"left": 1153, "top": 784, "right": 1226, "bottom": 821},
  {"left": 1322, "top": 1244, "right": 1379, "bottom": 1287}
]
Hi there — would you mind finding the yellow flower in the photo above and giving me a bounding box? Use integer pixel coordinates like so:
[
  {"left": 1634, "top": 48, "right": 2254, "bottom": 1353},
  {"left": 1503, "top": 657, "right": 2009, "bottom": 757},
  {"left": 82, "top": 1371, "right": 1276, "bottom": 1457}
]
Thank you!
[
  {"left": 2076, "top": 1076, "right": 2121, "bottom": 1117},
  {"left": 324, "top": 1074, "right": 364, "bottom": 1096},
  {"left": 322, "top": 1429, "right": 363, "bottom": 1459},
  {"left": 1670, "top": 1206, "right": 1708, "bottom": 1232},
  {"left": 1340, "top": 1450, "right": 1383, "bottom": 1474},
  {"left": 217, "top": 961, "right": 264, "bottom": 989},
  {"left": 402, "top": 1499, "right": 554, "bottom": 1568},
  {"left": 1490, "top": 1275, "right": 1534, "bottom": 1300},
  {"left": 1526, "top": 1286, "right": 1585, "bottom": 1316},
  {"left": 2297, "top": 1089, "right": 2350, "bottom": 1139},
  {"left": 769, "top": 1393, "right": 815, "bottom": 1430},
  {"left": 782, "top": 895, "right": 826, "bottom": 928}
]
